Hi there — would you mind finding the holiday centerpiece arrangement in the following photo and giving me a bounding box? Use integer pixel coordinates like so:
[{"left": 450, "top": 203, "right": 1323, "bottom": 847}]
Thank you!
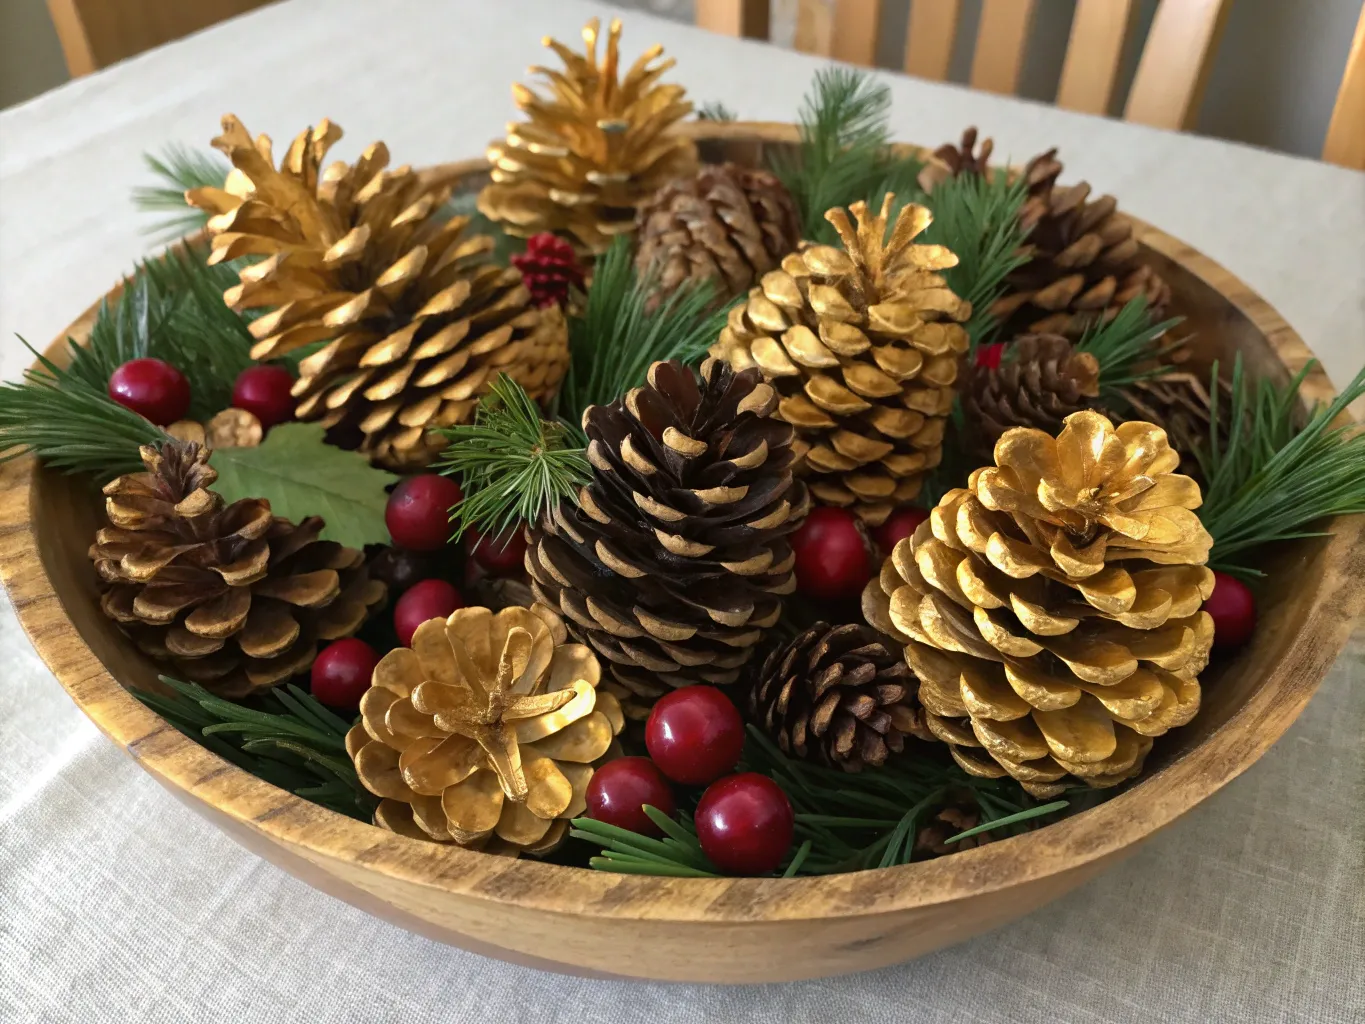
[{"left": 2, "top": 17, "right": 1362, "bottom": 932}]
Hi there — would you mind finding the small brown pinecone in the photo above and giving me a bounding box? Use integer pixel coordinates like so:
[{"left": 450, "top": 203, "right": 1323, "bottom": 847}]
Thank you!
[
  {"left": 91, "top": 441, "right": 386, "bottom": 697},
  {"left": 526, "top": 358, "right": 809, "bottom": 718},
  {"left": 963, "top": 333, "right": 1100, "bottom": 460},
  {"left": 917, "top": 127, "right": 995, "bottom": 192},
  {"left": 635, "top": 163, "right": 801, "bottom": 307},
  {"left": 748, "top": 622, "right": 931, "bottom": 772},
  {"left": 912, "top": 803, "right": 996, "bottom": 856}
]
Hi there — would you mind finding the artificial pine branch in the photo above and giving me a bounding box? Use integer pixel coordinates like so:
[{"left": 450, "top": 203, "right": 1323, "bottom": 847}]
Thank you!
[
  {"left": 772, "top": 68, "right": 925, "bottom": 246},
  {"left": 437, "top": 374, "right": 590, "bottom": 539},
  {"left": 552, "top": 236, "right": 732, "bottom": 431},
  {"left": 1196, "top": 357, "right": 1365, "bottom": 578},
  {"left": 134, "top": 676, "right": 377, "bottom": 821},
  {"left": 1073, "top": 297, "right": 1184, "bottom": 397},
  {"left": 697, "top": 100, "right": 738, "bottom": 121},
  {"left": 133, "top": 144, "right": 230, "bottom": 239}
]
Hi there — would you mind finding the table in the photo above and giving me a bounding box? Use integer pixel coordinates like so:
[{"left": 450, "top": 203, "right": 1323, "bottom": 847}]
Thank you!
[{"left": 1, "top": 1, "right": 1362, "bottom": 1021}]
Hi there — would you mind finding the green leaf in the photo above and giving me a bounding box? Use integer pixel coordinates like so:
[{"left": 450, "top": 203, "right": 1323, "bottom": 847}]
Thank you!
[{"left": 208, "top": 422, "right": 398, "bottom": 549}]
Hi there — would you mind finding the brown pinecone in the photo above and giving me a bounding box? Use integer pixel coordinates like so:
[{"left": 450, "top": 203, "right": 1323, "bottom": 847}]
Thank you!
[
  {"left": 91, "top": 441, "right": 386, "bottom": 697},
  {"left": 526, "top": 358, "right": 810, "bottom": 717},
  {"left": 963, "top": 333, "right": 1100, "bottom": 460},
  {"left": 912, "top": 803, "right": 997, "bottom": 856},
  {"left": 996, "top": 148, "right": 1171, "bottom": 338},
  {"left": 748, "top": 622, "right": 931, "bottom": 772},
  {"left": 635, "top": 163, "right": 801, "bottom": 307},
  {"left": 917, "top": 127, "right": 994, "bottom": 192},
  {"left": 1117, "top": 371, "right": 1226, "bottom": 483}
]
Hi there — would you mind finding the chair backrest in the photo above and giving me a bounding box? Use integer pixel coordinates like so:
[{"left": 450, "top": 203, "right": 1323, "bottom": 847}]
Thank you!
[
  {"left": 44, "top": 0, "right": 271, "bottom": 76},
  {"left": 1322, "top": 2, "right": 1365, "bottom": 169},
  {"left": 697, "top": 0, "right": 1233, "bottom": 131}
]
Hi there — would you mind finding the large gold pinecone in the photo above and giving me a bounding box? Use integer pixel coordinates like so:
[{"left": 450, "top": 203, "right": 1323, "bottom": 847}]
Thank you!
[
  {"left": 963, "top": 333, "right": 1100, "bottom": 461},
  {"left": 862, "top": 411, "right": 1215, "bottom": 796},
  {"left": 91, "top": 441, "right": 386, "bottom": 698},
  {"left": 186, "top": 115, "right": 568, "bottom": 470},
  {"left": 526, "top": 358, "right": 810, "bottom": 718},
  {"left": 635, "top": 163, "right": 801, "bottom": 306},
  {"left": 477, "top": 18, "right": 697, "bottom": 254},
  {"left": 348, "top": 604, "right": 624, "bottom": 855},
  {"left": 748, "top": 622, "right": 931, "bottom": 772},
  {"left": 710, "top": 195, "right": 971, "bottom": 525}
]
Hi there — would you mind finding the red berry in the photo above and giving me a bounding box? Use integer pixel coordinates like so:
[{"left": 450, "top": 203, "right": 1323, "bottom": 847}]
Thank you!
[
  {"left": 107, "top": 358, "right": 190, "bottom": 425},
  {"left": 393, "top": 578, "right": 463, "bottom": 646},
  {"left": 645, "top": 686, "right": 745, "bottom": 787},
  {"left": 790, "top": 506, "right": 875, "bottom": 601},
  {"left": 872, "top": 506, "right": 929, "bottom": 555},
  {"left": 975, "top": 342, "right": 1006, "bottom": 370},
  {"left": 585, "top": 757, "right": 676, "bottom": 836},
  {"left": 467, "top": 525, "right": 529, "bottom": 575},
  {"left": 385, "top": 475, "right": 464, "bottom": 551},
  {"left": 695, "top": 773, "right": 794, "bottom": 875},
  {"left": 310, "top": 638, "right": 380, "bottom": 712},
  {"left": 1205, "top": 571, "right": 1256, "bottom": 650},
  {"left": 231, "top": 364, "right": 297, "bottom": 428}
]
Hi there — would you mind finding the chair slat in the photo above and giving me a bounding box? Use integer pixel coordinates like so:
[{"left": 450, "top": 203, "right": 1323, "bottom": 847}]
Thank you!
[
  {"left": 794, "top": 0, "right": 833, "bottom": 55},
  {"left": 1322, "top": 3, "right": 1365, "bottom": 169},
  {"left": 904, "top": 0, "right": 962, "bottom": 81},
  {"left": 694, "top": 0, "right": 770, "bottom": 40},
  {"left": 1124, "top": 0, "right": 1232, "bottom": 130},
  {"left": 1056, "top": 0, "right": 1138, "bottom": 115},
  {"left": 969, "top": 0, "right": 1038, "bottom": 96}
]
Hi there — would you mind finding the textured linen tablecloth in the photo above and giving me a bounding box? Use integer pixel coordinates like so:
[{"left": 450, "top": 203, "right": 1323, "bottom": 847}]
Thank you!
[{"left": 1, "top": 1, "right": 1363, "bottom": 1021}]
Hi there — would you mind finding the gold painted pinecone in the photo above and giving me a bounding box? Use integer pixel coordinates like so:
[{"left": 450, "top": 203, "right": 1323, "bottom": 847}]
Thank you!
[
  {"left": 348, "top": 604, "right": 624, "bottom": 855},
  {"left": 91, "top": 441, "right": 386, "bottom": 698},
  {"left": 710, "top": 195, "right": 971, "bottom": 525},
  {"left": 963, "top": 333, "right": 1100, "bottom": 461},
  {"left": 526, "top": 358, "right": 810, "bottom": 718},
  {"left": 747, "top": 622, "right": 931, "bottom": 772},
  {"left": 477, "top": 18, "right": 697, "bottom": 254},
  {"left": 635, "top": 163, "right": 801, "bottom": 307},
  {"left": 862, "top": 411, "right": 1215, "bottom": 797},
  {"left": 186, "top": 115, "right": 568, "bottom": 470}
]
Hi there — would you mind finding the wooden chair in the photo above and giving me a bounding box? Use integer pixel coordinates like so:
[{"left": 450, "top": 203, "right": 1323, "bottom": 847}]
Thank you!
[
  {"left": 695, "top": 0, "right": 1233, "bottom": 131},
  {"left": 44, "top": 0, "right": 272, "bottom": 76},
  {"left": 1322, "top": 1, "right": 1365, "bottom": 169}
]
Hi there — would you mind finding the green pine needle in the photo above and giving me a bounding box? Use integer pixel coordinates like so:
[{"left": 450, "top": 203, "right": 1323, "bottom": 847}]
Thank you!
[
  {"left": 1073, "top": 297, "right": 1184, "bottom": 395},
  {"left": 437, "top": 374, "right": 591, "bottom": 539},
  {"left": 1196, "top": 357, "right": 1365, "bottom": 578},
  {"left": 772, "top": 68, "right": 925, "bottom": 246},
  {"left": 918, "top": 169, "right": 1032, "bottom": 346},
  {"left": 133, "top": 676, "right": 376, "bottom": 821},
  {"left": 697, "top": 100, "right": 738, "bottom": 121},
  {"left": 552, "top": 235, "right": 733, "bottom": 432},
  {"left": 133, "top": 144, "right": 230, "bottom": 239}
]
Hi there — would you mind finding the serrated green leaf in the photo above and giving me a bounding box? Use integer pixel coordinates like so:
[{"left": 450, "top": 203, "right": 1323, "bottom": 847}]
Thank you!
[{"left": 208, "top": 422, "right": 398, "bottom": 549}]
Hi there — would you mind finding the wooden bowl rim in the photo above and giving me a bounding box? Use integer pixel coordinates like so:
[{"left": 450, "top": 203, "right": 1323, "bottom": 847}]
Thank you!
[{"left": 2, "top": 122, "right": 1360, "bottom": 926}]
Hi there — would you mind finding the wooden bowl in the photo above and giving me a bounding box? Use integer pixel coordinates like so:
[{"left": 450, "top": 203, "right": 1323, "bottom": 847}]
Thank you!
[{"left": 2, "top": 124, "right": 1361, "bottom": 983}]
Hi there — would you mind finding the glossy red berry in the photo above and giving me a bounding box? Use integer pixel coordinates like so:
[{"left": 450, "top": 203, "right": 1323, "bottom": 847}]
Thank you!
[
  {"left": 466, "top": 526, "right": 529, "bottom": 575},
  {"left": 872, "top": 506, "right": 929, "bottom": 555},
  {"left": 645, "top": 686, "right": 745, "bottom": 787},
  {"left": 1205, "top": 571, "right": 1256, "bottom": 650},
  {"left": 790, "top": 506, "right": 875, "bottom": 601},
  {"left": 585, "top": 757, "right": 676, "bottom": 836},
  {"left": 310, "top": 638, "right": 380, "bottom": 712},
  {"left": 695, "top": 773, "right": 794, "bottom": 875},
  {"left": 231, "top": 364, "right": 297, "bottom": 428},
  {"left": 975, "top": 342, "right": 1006, "bottom": 370},
  {"left": 107, "top": 358, "right": 190, "bottom": 425},
  {"left": 385, "top": 475, "right": 464, "bottom": 551},
  {"left": 393, "top": 578, "right": 463, "bottom": 646}
]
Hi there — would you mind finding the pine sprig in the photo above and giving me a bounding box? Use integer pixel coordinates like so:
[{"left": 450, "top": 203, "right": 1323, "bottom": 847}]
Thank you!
[
  {"left": 552, "top": 236, "right": 732, "bottom": 432},
  {"left": 1196, "top": 357, "right": 1365, "bottom": 578},
  {"left": 438, "top": 374, "right": 591, "bottom": 539},
  {"left": 772, "top": 68, "right": 925, "bottom": 246},
  {"left": 697, "top": 100, "right": 738, "bottom": 122},
  {"left": 133, "top": 676, "right": 377, "bottom": 821},
  {"left": 919, "top": 169, "right": 1031, "bottom": 346},
  {"left": 133, "top": 144, "right": 230, "bottom": 239},
  {"left": 1074, "top": 297, "right": 1184, "bottom": 396},
  {"left": 571, "top": 727, "right": 1071, "bottom": 877}
]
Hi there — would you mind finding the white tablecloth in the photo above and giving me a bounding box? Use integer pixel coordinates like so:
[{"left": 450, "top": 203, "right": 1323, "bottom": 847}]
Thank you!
[{"left": 2, "top": 2, "right": 1363, "bottom": 1021}]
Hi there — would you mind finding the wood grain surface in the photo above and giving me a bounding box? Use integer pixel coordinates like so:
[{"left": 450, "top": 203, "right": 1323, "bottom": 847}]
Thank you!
[{"left": 1, "top": 123, "right": 1360, "bottom": 983}]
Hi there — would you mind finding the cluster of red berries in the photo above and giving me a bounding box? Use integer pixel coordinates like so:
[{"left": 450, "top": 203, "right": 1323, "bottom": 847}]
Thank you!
[
  {"left": 107, "top": 358, "right": 298, "bottom": 429},
  {"left": 586, "top": 686, "right": 795, "bottom": 876}
]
